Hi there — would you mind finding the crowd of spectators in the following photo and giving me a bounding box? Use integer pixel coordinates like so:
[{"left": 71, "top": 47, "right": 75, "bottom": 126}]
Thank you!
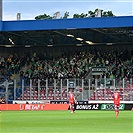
[
  {"left": 0, "top": 48, "right": 132, "bottom": 83},
  {"left": 90, "top": 49, "right": 132, "bottom": 80},
  {"left": 0, "top": 48, "right": 132, "bottom": 101},
  {"left": 18, "top": 49, "right": 133, "bottom": 84},
  {"left": 0, "top": 53, "right": 29, "bottom": 80}
]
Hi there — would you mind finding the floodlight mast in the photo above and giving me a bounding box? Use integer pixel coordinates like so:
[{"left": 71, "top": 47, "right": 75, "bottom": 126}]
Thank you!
[{"left": 17, "top": 13, "right": 21, "bottom": 20}]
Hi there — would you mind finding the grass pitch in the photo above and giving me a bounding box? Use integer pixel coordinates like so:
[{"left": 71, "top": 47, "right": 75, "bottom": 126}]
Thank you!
[{"left": 0, "top": 110, "right": 132, "bottom": 133}]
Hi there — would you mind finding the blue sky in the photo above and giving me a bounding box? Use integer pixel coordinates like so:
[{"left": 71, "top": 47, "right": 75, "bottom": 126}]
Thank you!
[{"left": 2, "top": 0, "right": 133, "bottom": 20}]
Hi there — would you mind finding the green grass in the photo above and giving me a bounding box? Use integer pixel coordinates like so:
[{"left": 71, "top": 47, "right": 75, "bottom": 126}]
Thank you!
[{"left": 0, "top": 111, "right": 132, "bottom": 133}]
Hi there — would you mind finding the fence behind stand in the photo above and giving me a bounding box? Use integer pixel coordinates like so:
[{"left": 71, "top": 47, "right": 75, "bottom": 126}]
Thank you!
[{"left": 0, "top": 78, "right": 133, "bottom": 103}]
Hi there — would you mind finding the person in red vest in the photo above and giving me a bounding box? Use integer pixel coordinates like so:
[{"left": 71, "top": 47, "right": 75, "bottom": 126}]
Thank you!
[
  {"left": 113, "top": 88, "right": 128, "bottom": 118},
  {"left": 68, "top": 91, "right": 75, "bottom": 113}
]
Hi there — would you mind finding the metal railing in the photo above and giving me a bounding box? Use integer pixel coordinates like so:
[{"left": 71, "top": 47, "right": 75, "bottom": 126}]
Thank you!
[{"left": 0, "top": 78, "right": 132, "bottom": 103}]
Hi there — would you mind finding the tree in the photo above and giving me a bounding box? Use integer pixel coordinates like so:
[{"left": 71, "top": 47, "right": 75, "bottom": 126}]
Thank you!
[
  {"left": 102, "top": 11, "right": 114, "bottom": 17},
  {"left": 34, "top": 9, "right": 115, "bottom": 20},
  {"left": 80, "top": 13, "right": 88, "bottom": 18},
  {"left": 35, "top": 13, "right": 53, "bottom": 20},
  {"left": 88, "top": 9, "right": 114, "bottom": 17},
  {"left": 88, "top": 10, "right": 95, "bottom": 17},
  {"left": 63, "top": 11, "right": 69, "bottom": 18},
  {"left": 73, "top": 9, "right": 114, "bottom": 18},
  {"left": 73, "top": 13, "right": 88, "bottom": 18},
  {"left": 73, "top": 13, "right": 80, "bottom": 18}
]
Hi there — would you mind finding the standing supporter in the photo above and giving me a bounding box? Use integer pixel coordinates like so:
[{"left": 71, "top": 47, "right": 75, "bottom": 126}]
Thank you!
[
  {"left": 0, "top": 98, "right": 5, "bottom": 104},
  {"left": 0, "top": 98, "right": 5, "bottom": 112}
]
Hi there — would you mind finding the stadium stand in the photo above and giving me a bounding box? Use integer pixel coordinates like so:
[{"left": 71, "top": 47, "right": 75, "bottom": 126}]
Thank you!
[
  {"left": 0, "top": 16, "right": 133, "bottom": 102},
  {"left": 1, "top": 47, "right": 131, "bottom": 101},
  {"left": 0, "top": 46, "right": 132, "bottom": 102},
  {"left": 17, "top": 49, "right": 132, "bottom": 81}
]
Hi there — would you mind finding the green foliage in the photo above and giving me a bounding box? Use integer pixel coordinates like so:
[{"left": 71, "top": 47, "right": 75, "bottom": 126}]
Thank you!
[
  {"left": 73, "top": 13, "right": 80, "bottom": 18},
  {"left": 102, "top": 11, "right": 114, "bottom": 17},
  {"left": 73, "top": 13, "right": 88, "bottom": 18},
  {"left": 63, "top": 11, "right": 69, "bottom": 18},
  {"left": 35, "top": 9, "right": 115, "bottom": 20},
  {"left": 35, "top": 13, "right": 53, "bottom": 20}
]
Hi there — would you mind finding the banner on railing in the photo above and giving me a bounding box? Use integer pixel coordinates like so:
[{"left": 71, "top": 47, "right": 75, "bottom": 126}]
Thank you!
[
  {"left": 101, "top": 103, "right": 132, "bottom": 110},
  {"left": 0, "top": 104, "right": 69, "bottom": 111},
  {"left": 0, "top": 103, "right": 132, "bottom": 111},
  {"left": 101, "top": 104, "right": 125, "bottom": 110},
  {"left": 76, "top": 104, "right": 101, "bottom": 110}
]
